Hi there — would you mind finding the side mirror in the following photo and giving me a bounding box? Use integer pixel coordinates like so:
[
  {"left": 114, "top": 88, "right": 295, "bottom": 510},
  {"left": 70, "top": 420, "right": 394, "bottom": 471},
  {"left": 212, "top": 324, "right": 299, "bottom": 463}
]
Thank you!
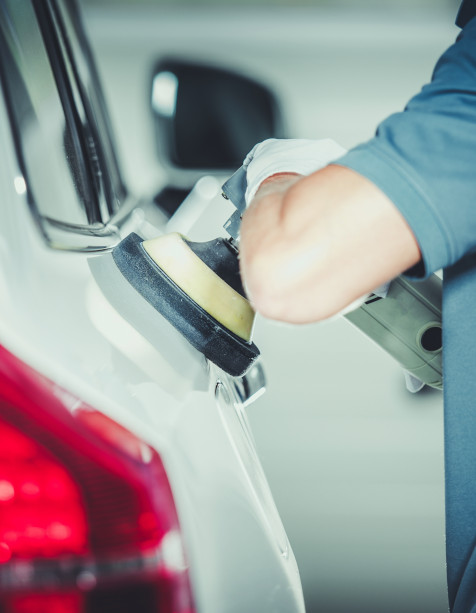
[{"left": 151, "top": 59, "right": 284, "bottom": 172}]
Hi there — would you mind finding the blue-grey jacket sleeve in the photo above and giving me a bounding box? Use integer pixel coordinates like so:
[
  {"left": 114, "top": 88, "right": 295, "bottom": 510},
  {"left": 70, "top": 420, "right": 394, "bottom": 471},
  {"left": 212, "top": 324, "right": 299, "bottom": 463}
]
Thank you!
[{"left": 336, "top": 16, "right": 476, "bottom": 279}]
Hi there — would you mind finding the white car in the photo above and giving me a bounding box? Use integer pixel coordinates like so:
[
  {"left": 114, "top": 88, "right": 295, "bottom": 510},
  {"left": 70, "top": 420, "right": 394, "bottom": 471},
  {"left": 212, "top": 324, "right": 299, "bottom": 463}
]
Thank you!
[{"left": 0, "top": 1, "right": 304, "bottom": 611}]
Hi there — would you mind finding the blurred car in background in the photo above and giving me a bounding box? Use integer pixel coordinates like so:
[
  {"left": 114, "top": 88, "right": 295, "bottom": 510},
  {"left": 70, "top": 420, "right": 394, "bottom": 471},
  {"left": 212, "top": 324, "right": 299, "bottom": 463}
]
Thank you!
[{"left": 0, "top": 1, "right": 305, "bottom": 611}]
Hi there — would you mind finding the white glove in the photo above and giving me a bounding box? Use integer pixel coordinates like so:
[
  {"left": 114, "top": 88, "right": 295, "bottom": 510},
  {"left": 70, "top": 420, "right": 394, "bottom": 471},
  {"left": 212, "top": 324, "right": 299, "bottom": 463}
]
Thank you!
[{"left": 243, "top": 138, "right": 347, "bottom": 206}]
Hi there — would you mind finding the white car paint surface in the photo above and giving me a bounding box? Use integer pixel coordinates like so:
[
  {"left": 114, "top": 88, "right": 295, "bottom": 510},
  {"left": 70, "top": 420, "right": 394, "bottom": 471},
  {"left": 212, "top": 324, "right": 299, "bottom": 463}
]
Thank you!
[{"left": 0, "top": 2, "right": 305, "bottom": 611}]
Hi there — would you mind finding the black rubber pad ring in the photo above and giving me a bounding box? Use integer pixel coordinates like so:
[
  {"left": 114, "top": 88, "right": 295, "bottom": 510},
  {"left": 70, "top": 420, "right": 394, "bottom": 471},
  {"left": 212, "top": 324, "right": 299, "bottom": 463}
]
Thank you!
[{"left": 112, "top": 233, "right": 259, "bottom": 377}]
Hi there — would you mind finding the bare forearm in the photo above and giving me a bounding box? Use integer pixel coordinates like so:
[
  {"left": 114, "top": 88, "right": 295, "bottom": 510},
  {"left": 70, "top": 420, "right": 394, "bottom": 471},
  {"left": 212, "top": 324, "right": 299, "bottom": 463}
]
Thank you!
[{"left": 239, "top": 164, "right": 421, "bottom": 323}]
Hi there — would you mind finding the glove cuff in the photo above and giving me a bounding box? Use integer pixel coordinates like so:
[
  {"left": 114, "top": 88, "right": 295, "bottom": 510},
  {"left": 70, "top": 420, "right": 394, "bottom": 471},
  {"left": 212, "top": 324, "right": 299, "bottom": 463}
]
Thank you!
[{"left": 244, "top": 138, "right": 348, "bottom": 206}]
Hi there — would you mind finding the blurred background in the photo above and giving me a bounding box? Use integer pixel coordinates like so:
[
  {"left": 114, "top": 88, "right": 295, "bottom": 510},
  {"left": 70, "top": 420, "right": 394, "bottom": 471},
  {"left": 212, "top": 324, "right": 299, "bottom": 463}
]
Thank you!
[{"left": 80, "top": 1, "right": 459, "bottom": 611}]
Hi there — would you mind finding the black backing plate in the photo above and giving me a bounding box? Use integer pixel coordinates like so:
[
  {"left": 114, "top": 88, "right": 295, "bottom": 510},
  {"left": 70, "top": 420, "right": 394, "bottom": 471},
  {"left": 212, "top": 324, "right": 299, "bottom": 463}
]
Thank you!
[{"left": 112, "top": 233, "right": 259, "bottom": 377}]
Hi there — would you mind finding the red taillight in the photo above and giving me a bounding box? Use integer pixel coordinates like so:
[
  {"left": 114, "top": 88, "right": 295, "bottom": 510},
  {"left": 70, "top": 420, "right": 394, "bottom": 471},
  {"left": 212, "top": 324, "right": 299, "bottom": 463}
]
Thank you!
[
  {"left": 0, "top": 421, "right": 88, "bottom": 561},
  {"left": 0, "top": 345, "right": 195, "bottom": 613}
]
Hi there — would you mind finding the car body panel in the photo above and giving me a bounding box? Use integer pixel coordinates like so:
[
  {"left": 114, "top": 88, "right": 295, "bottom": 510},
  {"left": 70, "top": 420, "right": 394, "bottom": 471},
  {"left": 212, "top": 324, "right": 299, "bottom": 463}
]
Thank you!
[{"left": 0, "top": 2, "right": 305, "bottom": 611}]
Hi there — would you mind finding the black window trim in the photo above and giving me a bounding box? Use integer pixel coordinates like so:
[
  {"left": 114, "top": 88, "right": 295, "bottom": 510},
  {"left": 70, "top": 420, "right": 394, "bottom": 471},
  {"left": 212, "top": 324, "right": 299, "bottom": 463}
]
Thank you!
[
  {"left": 48, "top": 0, "right": 127, "bottom": 220},
  {"left": 33, "top": 0, "right": 102, "bottom": 227}
]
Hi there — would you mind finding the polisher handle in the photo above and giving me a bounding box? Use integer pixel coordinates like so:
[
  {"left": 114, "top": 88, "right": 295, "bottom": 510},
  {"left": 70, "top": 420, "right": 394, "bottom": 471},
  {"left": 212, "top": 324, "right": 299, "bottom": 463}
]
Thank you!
[{"left": 344, "top": 274, "right": 443, "bottom": 390}]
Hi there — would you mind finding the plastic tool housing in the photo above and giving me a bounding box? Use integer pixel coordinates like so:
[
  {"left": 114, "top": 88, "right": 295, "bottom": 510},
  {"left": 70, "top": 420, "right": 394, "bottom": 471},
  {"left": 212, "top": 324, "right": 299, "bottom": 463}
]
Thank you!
[{"left": 344, "top": 274, "right": 443, "bottom": 389}]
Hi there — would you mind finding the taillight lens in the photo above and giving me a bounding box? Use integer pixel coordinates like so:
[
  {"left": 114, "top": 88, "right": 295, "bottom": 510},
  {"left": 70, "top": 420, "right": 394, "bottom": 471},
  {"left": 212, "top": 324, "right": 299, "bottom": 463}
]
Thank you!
[{"left": 0, "top": 345, "right": 195, "bottom": 612}]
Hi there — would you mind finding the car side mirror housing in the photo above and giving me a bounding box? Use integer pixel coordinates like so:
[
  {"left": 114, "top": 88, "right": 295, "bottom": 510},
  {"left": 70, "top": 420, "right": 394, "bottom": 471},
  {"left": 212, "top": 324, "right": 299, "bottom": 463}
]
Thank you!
[{"left": 151, "top": 59, "right": 283, "bottom": 171}]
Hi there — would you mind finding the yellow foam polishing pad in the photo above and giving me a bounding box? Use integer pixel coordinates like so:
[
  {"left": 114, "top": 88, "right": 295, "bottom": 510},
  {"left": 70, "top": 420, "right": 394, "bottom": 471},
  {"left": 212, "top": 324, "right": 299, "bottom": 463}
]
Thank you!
[{"left": 142, "top": 233, "right": 255, "bottom": 342}]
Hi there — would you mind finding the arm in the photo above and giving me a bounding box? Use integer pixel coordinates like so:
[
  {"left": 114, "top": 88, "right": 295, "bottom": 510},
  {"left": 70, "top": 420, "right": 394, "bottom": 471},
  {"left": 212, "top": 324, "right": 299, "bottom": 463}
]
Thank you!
[
  {"left": 240, "top": 165, "right": 421, "bottom": 323},
  {"left": 241, "top": 16, "right": 476, "bottom": 325}
]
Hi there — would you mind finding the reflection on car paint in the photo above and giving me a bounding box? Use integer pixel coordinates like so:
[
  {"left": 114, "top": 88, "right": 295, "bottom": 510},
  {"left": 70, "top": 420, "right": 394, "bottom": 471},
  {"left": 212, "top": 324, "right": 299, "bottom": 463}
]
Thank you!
[{"left": 215, "top": 373, "right": 289, "bottom": 558}]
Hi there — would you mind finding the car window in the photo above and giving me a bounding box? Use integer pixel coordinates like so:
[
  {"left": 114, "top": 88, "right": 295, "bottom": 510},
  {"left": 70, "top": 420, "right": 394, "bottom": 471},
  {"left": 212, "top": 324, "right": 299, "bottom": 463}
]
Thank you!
[{"left": 0, "top": 0, "right": 126, "bottom": 249}]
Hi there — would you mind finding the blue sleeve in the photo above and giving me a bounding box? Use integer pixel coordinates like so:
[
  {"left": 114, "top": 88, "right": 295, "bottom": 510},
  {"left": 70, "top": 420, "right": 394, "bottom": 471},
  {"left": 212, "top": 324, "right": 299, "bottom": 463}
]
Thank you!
[{"left": 336, "top": 16, "right": 476, "bottom": 279}]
